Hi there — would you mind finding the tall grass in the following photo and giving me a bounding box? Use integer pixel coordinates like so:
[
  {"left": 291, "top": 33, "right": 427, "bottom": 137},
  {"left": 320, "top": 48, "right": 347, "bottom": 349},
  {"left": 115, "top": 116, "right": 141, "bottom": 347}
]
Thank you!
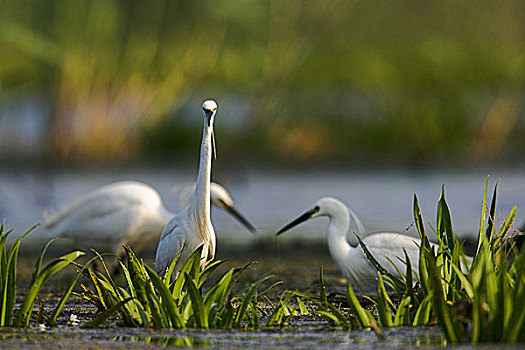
[
  {"left": 420, "top": 178, "right": 523, "bottom": 343},
  {"left": 80, "top": 245, "right": 277, "bottom": 329},
  {"left": 0, "top": 222, "right": 83, "bottom": 327},
  {"left": 301, "top": 177, "right": 523, "bottom": 344}
]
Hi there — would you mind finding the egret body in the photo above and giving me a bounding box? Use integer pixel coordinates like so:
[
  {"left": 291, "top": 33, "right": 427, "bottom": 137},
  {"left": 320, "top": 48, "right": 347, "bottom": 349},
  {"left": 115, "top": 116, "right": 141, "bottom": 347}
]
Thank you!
[
  {"left": 44, "top": 180, "right": 255, "bottom": 256},
  {"left": 155, "top": 100, "right": 218, "bottom": 275},
  {"left": 276, "top": 197, "right": 432, "bottom": 295},
  {"left": 44, "top": 181, "right": 172, "bottom": 254}
]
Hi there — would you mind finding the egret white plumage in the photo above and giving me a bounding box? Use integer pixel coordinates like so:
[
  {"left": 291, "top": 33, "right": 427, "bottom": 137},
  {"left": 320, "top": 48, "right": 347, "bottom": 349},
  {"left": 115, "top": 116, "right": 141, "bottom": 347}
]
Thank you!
[
  {"left": 276, "top": 197, "right": 434, "bottom": 295},
  {"left": 44, "top": 180, "right": 255, "bottom": 256},
  {"left": 155, "top": 99, "right": 218, "bottom": 276}
]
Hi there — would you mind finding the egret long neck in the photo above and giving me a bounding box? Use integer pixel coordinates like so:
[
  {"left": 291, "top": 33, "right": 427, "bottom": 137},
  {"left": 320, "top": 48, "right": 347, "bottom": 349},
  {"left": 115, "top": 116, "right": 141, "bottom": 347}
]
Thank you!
[
  {"left": 326, "top": 208, "right": 351, "bottom": 265},
  {"left": 191, "top": 120, "right": 213, "bottom": 231}
]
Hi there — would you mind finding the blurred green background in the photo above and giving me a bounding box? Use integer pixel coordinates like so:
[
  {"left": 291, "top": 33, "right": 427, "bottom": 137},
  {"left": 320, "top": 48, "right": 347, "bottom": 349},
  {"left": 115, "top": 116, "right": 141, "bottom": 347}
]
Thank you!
[{"left": 1, "top": 0, "right": 524, "bottom": 167}]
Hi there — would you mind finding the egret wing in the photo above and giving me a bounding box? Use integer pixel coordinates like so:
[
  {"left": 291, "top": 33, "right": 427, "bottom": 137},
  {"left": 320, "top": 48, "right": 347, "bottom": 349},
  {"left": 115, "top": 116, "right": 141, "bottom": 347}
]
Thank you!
[
  {"left": 155, "top": 212, "right": 186, "bottom": 275},
  {"left": 44, "top": 183, "right": 144, "bottom": 231},
  {"left": 44, "top": 192, "right": 143, "bottom": 252},
  {"left": 362, "top": 233, "right": 421, "bottom": 278}
]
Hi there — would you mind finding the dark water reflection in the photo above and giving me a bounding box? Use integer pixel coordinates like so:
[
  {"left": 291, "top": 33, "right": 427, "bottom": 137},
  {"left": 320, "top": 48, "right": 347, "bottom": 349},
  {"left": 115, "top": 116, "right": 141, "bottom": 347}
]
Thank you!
[{"left": 0, "top": 324, "right": 448, "bottom": 349}]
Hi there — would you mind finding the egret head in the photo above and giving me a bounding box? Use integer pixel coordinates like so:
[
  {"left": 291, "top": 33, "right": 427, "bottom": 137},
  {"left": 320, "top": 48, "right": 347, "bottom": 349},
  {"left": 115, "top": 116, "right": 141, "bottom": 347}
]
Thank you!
[
  {"left": 210, "top": 182, "right": 234, "bottom": 209},
  {"left": 210, "top": 182, "right": 257, "bottom": 234},
  {"left": 202, "top": 99, "right": 218, "bottom": 127},
  {"left": 276, "top": 197, "right": 345, "bottom": 235}
]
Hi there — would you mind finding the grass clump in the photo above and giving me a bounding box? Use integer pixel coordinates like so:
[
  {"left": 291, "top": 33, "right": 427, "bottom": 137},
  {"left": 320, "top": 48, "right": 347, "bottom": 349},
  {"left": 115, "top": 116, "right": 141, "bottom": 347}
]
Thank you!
[
  {"left": 80, "top": 245, "right": 277, "bottom": 329},
  {"left": 0, "top": 222, "right": 84, "bottom": 327},
  {"left": 304, "top": 177, "right": 524, "bottom": 344}
]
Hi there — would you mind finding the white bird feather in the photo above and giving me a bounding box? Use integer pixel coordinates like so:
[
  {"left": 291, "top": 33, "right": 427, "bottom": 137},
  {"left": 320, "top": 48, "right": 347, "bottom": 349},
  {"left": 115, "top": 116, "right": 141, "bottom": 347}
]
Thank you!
[{"left": 277, "top": 197, "right": 439, "bottom": 295}]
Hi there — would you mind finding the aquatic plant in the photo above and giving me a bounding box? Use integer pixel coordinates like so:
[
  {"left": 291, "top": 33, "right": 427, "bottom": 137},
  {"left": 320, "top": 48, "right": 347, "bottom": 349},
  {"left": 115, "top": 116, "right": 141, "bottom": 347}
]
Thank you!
[
  {"left": 417, "top": 179, "right": 523, "bottom": 343},
  {"left": 81, "top": 245, "right": 277, "bottom": 329},
  {"left": 299, "top": 177, "right": 524, "bottom": 344},
  {"left": 0, "top": 222, "right": 83, "bottom": 327}
]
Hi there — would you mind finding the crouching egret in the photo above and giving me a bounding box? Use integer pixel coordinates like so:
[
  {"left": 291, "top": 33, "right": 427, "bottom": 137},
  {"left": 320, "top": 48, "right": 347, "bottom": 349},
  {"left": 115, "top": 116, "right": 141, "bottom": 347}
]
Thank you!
[
  {"left": 44, "top": 180, "right": 255, "bottom": 256},
  {"left": 276, "top": 197, "right": 435, "bottom": 295},
  {"left": 155, "top": 99, "right": 218, "bottom": 276}
]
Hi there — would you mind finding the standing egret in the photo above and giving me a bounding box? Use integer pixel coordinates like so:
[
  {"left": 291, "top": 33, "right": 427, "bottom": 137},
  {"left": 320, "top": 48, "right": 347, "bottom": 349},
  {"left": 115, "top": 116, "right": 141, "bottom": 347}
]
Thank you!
[
  {"left": 155, "top": 99, "right": 218, "bottom": 276},
  {"left": 276, "top": 197, "right": 434, "bottom": 295},
  {"left": 44, "top": 180, "right": 256, "bottom": 256}
]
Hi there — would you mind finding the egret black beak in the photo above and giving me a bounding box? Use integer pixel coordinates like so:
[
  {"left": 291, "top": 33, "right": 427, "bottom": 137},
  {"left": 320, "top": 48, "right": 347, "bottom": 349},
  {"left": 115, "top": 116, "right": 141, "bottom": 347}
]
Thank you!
[
  {"left": 276, "top": 206, "right": 319, "bottom": 236},
  {"left": 205, "top": 109, "right": 214, "bottom": 126},
  {"left": 222, "top": 200, "right": 257, "bottom": 235}
]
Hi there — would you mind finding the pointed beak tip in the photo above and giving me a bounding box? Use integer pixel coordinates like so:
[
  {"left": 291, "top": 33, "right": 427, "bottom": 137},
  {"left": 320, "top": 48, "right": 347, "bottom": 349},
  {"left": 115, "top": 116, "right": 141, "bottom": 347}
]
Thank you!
[
  {"left": 224, "top": 204, "right": 257, "bottom": 235},
  {"left": 275, "top": 208, "right": 317, "bottom": 237}
]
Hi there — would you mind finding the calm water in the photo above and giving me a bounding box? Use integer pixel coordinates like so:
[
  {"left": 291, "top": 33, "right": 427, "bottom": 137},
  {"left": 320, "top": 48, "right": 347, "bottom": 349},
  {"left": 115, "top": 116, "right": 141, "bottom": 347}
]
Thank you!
[{"left": 1, "top": 165, "right": 524, "bottom": 244}]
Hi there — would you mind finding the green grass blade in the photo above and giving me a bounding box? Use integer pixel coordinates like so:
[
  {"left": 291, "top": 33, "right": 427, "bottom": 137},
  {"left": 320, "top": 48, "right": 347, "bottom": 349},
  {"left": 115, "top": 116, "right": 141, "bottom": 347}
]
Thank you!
[
  {"left": 313, "top": 300, "right": 350, "bottom": 329},
  {"left": 356, "top": 234, "right": 406, "bottom": 292},
  {"left": 507, "top": 282, "right": 525, "bottom": 342},
  {"left": 471, "top": 293, "right": 483, "bottom": 344},
  {"left": 377, "top": 274, "right": 393, "bottom": 327},
  {"left": 498, "top": 205, "right": 517, "bottom": 239},
  {"left": 425, "top": 250, "right": 461, "bottom": 343},
  {"left": 266, "top": 292, "right": 294, "bottom": 327},
  {"left": 116, "top": 287, "right": 141, "bottom": 326},
  {"left": 413, "top": 194, "right": 428, "bottom": 245},
  {"left": 120, "top": 261, "right": 137, "bottom": 299},
  {"left": 30, "top": 237, "right": 56, "bottom": 287},
  {"left": 418, "top": 242, "right": 429, "bottom": 295},
  {"left": 144, "top": 264, "right": 184, "bottom": 328},
  {"left": 493, "top": 256, "right": 507, "bottom": 341},
  {"left": 485, "top": 183, "right": 498, "bottom": 242},
  {"left": 233, "top": 275, "right": 271, "bottom": 328},
  {"left": 123, "top": 246, "right": 151, "bottom": 313},
  {"left": 297, "top": 297, "right": 310, "bottom": 315},
  {"left": 185, "top": 272, "right": 208, "bottom": 328},
  {"left": 1, "top": 224, "right": 38, "bottom": 326},
  {"left": 248, "top": 301, "right": 260, "bottom": 329},
  {"left": 347, "top": 282, "right": 370, "bottom": 328},
  {"left": 402, "top": 249, "right": 417, "bottom": 303},
  {"left": 477, "top": 176, "right": 490, "bottom": 255},
  {"left": 188, "top": 245, "right": 205, "bottom": 280},
  {"left": 3, "top": 238, "right": 20, "bottom": 326},
  {"left": 198, "top": 259, "right": 226, "bottom": 287},
  {"left": 48, "top": 256, "right": 100, "bottom": 326},
  {"left": 171, "top": 246, "right": 205, "bottom": 299},
  {"left": 438, "top": 185, "right": 455, "bottom": 252},
  {"left": 218, "top": 300, "right": 234, "bottom": 328},
  {"left": 393, "top": 296, "right": 411, "bottom": 326},
  {"left": 82, "top": 298, "right": 133, "bottom": 328},
  {"left": 413, "top": 294, "right": 432, "bottom": 326},
  {"left": 450, "top": 263, "right": 474, "bottom": 299},
  {"left": 319, "top": 266, "right": 327, "bottom": 304},
  {"left": 146, "top": 291, "right": 168, "bottom": 328},
  {"left": 14, "top": 250, "right": 83, "bottom": 327},
  {"left": 203, "top": 269, "right": 234, "bottom": 312}
]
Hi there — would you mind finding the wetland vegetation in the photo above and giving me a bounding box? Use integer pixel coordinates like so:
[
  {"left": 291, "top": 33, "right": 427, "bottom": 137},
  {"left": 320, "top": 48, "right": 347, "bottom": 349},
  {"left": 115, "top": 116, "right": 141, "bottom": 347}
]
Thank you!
[
  {"left": 2, "top": 1, "right": 525, "bottom": 348},
  {"left": 1, "top": 179, "right": 523, "bottom": 348}
]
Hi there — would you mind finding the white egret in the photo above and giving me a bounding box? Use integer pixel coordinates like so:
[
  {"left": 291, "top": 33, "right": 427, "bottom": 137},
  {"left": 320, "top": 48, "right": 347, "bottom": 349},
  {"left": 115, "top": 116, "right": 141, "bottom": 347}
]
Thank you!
[
  {"left": 155, "top": 99, "right": 218, "bottom": 276},
  {"left": 44, "top": 180, "right": 256, "bottom": 256},
  {"left": 276, "top": 197, "right": 435, "bottom": 295}
]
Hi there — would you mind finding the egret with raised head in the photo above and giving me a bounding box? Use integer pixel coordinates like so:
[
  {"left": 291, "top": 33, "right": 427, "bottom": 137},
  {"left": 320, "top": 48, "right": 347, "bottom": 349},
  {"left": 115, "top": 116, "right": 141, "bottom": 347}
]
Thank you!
[
  {"left": 276, "top": 197, "right": 434, "bottom": 295},
  {"left": 155, "top": 99, "right": 218, "bottom": 276}
]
